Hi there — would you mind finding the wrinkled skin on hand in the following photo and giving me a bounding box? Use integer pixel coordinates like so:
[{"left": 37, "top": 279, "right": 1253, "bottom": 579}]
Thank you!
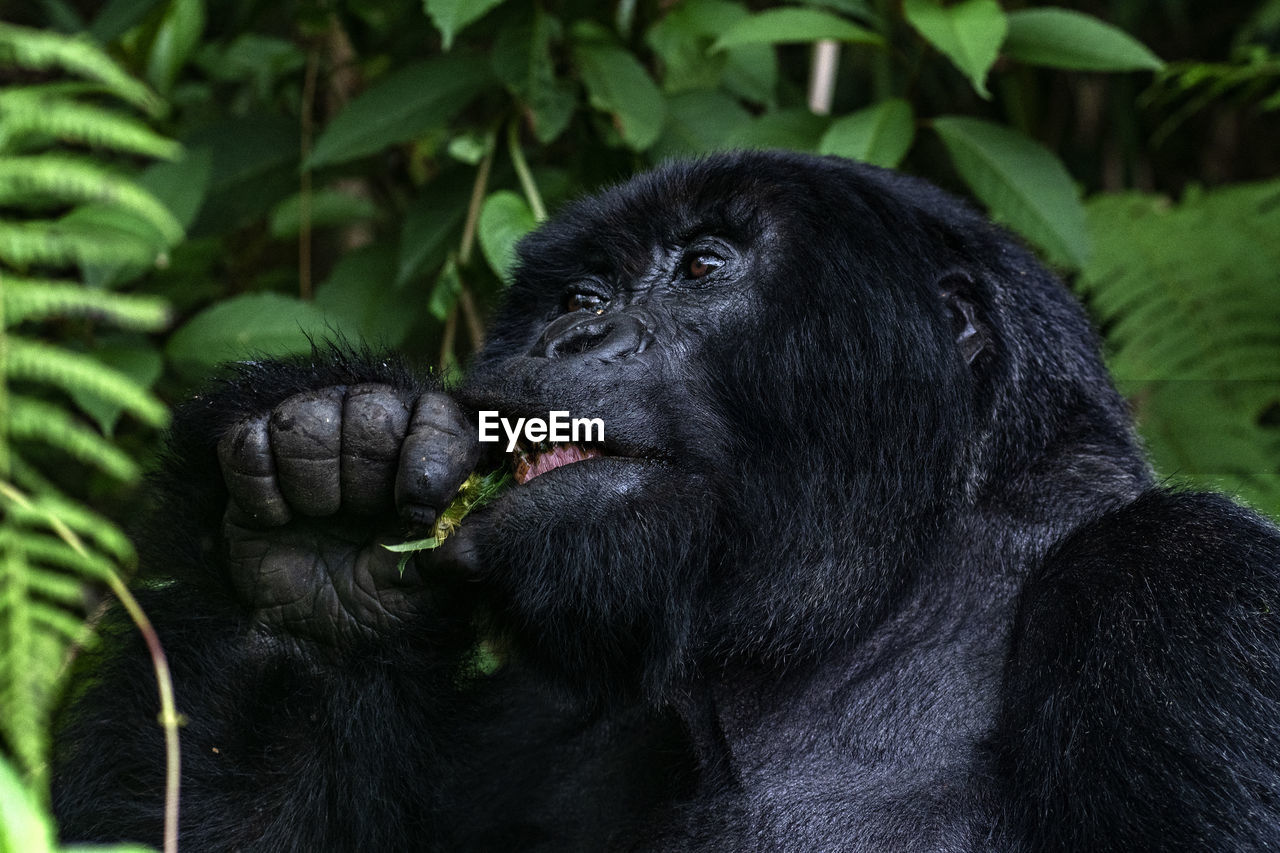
[{"left": 216, "top": 383, "right": 480, "bottom": 644}]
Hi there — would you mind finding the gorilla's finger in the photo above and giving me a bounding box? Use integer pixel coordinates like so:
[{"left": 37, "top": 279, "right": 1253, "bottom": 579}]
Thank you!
[
  {"left": 269, "top": 388, "right": 344, "bottom": 516},
  {"left": 396, "top": 393, "right": 481, "bottom": 528},
  {"left": 432, "top": 519, "right": 484, "bottom": 580},
  {"left": 340, "top": 384, "right": 412, "bottom": 515},
  {"left": 217, "top": 414, "right": 291, "bottom": 527}
]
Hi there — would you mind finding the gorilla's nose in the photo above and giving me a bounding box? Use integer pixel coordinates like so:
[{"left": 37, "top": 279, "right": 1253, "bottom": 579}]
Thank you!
[{"left": 538, "top": 313, "right": 649, "bottom": 361}]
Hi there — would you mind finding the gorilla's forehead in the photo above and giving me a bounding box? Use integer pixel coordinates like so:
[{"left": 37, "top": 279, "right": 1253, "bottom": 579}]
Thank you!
[{"left": 517, "top": 152, "right": 833, "bottom": 279}]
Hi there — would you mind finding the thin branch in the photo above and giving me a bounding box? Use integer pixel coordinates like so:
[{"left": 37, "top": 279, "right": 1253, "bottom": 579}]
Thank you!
[
  {"left": 458, "top": 129, "right": 497, "bottom": 267},
  {"left": 507, "top": 120, "right": 547, "bottom": 222},
  {"left": 0, "top": 482, "right": 184, "bottom": 853},
  {"left": 104, "top": 571, "right": 182, "bottom": 853},
  {"left": 458, "top": 287, "right": 484, "bottom": 350},
  {"left": 439, "top": 307, "right": 458, "bottom": 373}
]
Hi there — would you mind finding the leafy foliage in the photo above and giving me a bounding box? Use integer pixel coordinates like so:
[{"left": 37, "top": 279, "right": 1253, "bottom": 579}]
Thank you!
[
  {"left": 33, "top": 0, "right": 1176, "bottom": 390},
  {"left": 1079, "top": 179, "right": 1280, "bottom": 517},
  {"left": 933, "top": 116, "right": 1089, "bottom": 268},
  {"left": 0, "top": 21, "right": 177, "bottom": 853},
  {"left": 0, "top": 0, "right": 1276, "bottom": 845},
  {"left": 1146, "top": 45, "right": 1280, "bottom": 144}
]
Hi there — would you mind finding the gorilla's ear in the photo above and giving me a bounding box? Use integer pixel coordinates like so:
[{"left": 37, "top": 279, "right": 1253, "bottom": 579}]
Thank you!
[{"left": 938, "top": 272, "right": 989, "bottom": 365}]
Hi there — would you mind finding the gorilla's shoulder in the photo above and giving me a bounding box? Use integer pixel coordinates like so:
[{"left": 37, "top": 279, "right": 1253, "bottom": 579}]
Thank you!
[
  {"left": 996, "top": 489, "right": 1280, "bottom": 852},
  {"left": 1025, "top": 488, "right": 1280, "bottom": 612}
]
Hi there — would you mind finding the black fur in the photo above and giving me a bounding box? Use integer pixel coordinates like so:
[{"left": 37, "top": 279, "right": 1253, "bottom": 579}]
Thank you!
[{"left": 52, "top": 152, "right": 1280, "bottom": 851}]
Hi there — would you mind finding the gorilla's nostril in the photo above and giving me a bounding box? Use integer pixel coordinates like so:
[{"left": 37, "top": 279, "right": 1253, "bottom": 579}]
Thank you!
[
  {"left": 541, "top": 314, "right": 647, "bottom": 360},
  {"left": 551, "top": 326, "right": 611, "bottom": 358}
]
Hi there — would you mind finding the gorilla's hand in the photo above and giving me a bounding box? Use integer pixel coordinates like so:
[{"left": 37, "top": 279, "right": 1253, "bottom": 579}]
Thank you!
[{"left": 216, "top": 384, "right": 480, "bottom": 644}]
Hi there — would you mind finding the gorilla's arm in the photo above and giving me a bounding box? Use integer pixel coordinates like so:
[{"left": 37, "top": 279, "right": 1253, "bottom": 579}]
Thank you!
[
  {"left": 51, "top": 352, "right": 689, "bottom": 850},
  {"left": 997, "top": 490, "right": 1280, "bottom": 852}
]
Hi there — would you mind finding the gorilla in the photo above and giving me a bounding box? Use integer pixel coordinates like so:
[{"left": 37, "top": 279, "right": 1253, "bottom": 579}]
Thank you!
[{"left": 53, "top": 151, "right": 1280, "bottom": 851}]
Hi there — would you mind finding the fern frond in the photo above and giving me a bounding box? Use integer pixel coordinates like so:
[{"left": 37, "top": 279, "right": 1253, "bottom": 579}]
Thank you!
[
  {"left": 9, "top": 396, "right": 140, "bottom": 483},
  {"left": 0, "top": 156, "right": 183, "bottom": 244},
  {"left": 1081, "top": 180, "right": 1280, "bottom": 518},
  {"left": 1, "top": 277, "right": 169, "bottom": 330},
  {"left": 0, "top": 219, "right": 162, "bottom": 269},
  {"left": 11, "top": 489, "right": 135, "bottom": 567},
  {"left": 0, "top": 531, "right": 115, "bottom": 584},
  {"left": 23, "top": 563, "right": 87, "bottom": 606},
  {"left": 0, "top": 755, "right": 60, "bottom": 847},
  {"left": 0, "top": 543, "right": 52, "bottom": 778},
  {"left": 1146, "top": 47, "right": 1280, "bottom": 143},
  {"left": 0, "top": 23, "right": 161, "bottom": 116},
  {"left": 6, "top": 338, "right": 168, "bottom": 428},
  {"left": 8, "top": 457, "right": 60, "bottom": 502},
  {"left": 1081, "top": 187, "right": 1280, "bottom": 381},
  {"left": 30, "top": 600, "right": 88, "bottom": 640},
  {"left": 0, "top": 89, "right": 181, "bottom": 159}
]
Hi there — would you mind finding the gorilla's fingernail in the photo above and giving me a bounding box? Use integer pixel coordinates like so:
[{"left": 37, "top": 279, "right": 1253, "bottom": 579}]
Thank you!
[{"left": 402, "top": 504, "right": 437, "bottom": 531}]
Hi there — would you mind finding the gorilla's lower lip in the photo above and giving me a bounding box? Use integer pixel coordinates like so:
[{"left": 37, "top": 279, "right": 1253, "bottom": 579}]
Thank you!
[{"left": 513, "top": 442, "right": 604, "bottom": 484}]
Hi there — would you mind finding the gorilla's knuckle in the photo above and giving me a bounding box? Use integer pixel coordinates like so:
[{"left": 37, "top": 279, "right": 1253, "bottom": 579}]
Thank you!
[
  {"left": 269, "top": 388, "right": 343, "bottom": 462},
  {"left": 341, "top": 383, "right": 413, "bottom": 460}
]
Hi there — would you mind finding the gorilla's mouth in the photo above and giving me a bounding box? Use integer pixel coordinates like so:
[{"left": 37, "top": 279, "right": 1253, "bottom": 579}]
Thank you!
[{"left": 513, "top": 441, "right": 604, "bottom": 484}]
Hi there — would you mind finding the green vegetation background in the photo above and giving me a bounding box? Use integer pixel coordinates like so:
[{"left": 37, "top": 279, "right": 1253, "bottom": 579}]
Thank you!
[{"left": 1, "top": 1, "right": 1278, "bottom": 849}]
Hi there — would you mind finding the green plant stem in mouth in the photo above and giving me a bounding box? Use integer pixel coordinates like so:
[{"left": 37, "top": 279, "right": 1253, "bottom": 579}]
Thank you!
[{"left": 383, "top": 468, "right": 513, "bottom": 574}]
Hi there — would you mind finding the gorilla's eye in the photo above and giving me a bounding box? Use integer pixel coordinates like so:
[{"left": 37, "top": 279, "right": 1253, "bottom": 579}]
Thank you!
[
  {"left": 681, "top": 252, "right": 724, "bottom": 281},
  {"left": 565, "top": 292, "right": 607, "bottom": 314}
]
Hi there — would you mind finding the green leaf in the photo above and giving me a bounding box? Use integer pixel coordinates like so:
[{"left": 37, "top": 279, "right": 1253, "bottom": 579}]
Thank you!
[
  {"left": 0, "top": 22, "right": 161, "bottom": 115},
  {"left": 646, "top": 0, "right": 778, "bottom": 105},
  {"left": 424, "top": 0, "right": 507, "bottom": 50},
  {"left": 7, "top": 337, "right": 169, "bottom": 427},
  {"left": 572, "top": 24, "right": 666, "bottom": 151},
  {"left": 90, "top": 0, "right": 167, "bottom": 42},
  {"left": 478, "top": 190, "right": 537, "bottom": 283},
  {"left": 0, "top": 758, "right": 55, "bottom": 853},
  {"left": 65, "top": 341, "right": 164, "bottom": 435},
  {"left": 724, "top": 108, "right": 830, "bottom": 151},
  {"left": 492, "top": 10, "right": 576, "bottom": 144},
  {"left": 1004, "top": 8, "right": 1162, "bottom": 72},
  {"left": 145, "top": 0, "right": 205, "bottom": 94},
  {"left": 2, "top": 278, "right": 169, "bottom": 329},
  {"left": 307, "top": 56, "right": 490, "bottom": 168},
  {"left": 9, "top": 395, "right": 140, "bottom": 481},
  {"left": 903, "top": 0, "right": 1007, "bottom": 98},
  {"left": 804, "top": 0, "right": 877, "bottom": 22},
  {"left": 198, "top": 34, "right": 306, "bottom": 91},
  {"left": 315, "top": 242, "right": 416, "bottom": 348},
  {"left": 0, "top": 89, "right": 181, "bottom": 159},
  {"left": 1077, "top": 182, "right": 1280, "bottom": 516},
  {"left": 165, "top": 292, "right": 329, "bottom": 380},
  {"left": 932, "top": 116, "right": 1089, "bottom": 269},
  {"left": 429, "top": 256, "right": 463, "bottom": 321},
  {"left": 138, "top": 147, "right": 211, "bottom": 232},
  {"left": 0, "top": 218, "right": 161, "bottom": 270},
  {"left": 398, "top": 175, "right": 470, "bottom": 286},
  {"left": 0, "top": 155, "right": 183, "bottom": 244},
  {"left": 651, "top": 90, "right": 754, "bottom": 160},
  {"left": 711, "top": 8, "right": 883, "bottom": 50},
  {"left": 269, "top": 187, "right": 379, "bottom": 239},
  {"left": 193, "top": 116, "right": 295, "bottom": 189},
  {"left": 185, "top": 116, "right": 296, "bottom": 233},
  {"left": 818, "top": 98, "right": 915, "bottom": 167}
]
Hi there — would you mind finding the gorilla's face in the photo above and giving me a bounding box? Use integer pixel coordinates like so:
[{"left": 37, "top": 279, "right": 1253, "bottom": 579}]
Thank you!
[
  {"left": 453, "top": 152, "right": 1027, "bottom": 692},
  {"left": 463, "top": 178, "right": 767, "bottom": 507}
]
